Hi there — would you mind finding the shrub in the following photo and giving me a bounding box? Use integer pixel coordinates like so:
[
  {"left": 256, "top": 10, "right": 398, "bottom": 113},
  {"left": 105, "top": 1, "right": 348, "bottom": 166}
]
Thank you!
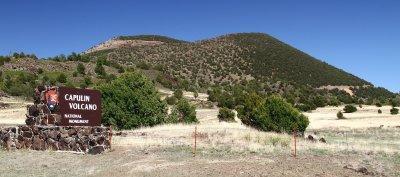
[
  {"left": 95, "top": 61, "right": 106, "bottom": 77},
  {"left": 244, "top": 95, "right": 309, "bottom": 133},
  {"left": 165, "top": 96, "right": 177, "bottom": 105},
  {"left": 105, "top": 74, "right": 117, "bottom": 82},
  {"left": 295, "top": 104, "right": 313, "bottom": 112},
  {"left": 174, "top": 89, "right": 183, "bottom": 100},
  {"left": 343, "top": 105, "right": 357, "bottom": 113},
  {"left": 390, "top": 107, "right": 399, "bottom": 115},
  {"left": 337, "top": 111, "right": 345, "bottom": 119},
  {"left": 77, "top": 63, "right": 85, "bottom": 74},
  {"left": 97, "top": 72, "right": 167, "bottom": 129},
  {"left": 390, "top": 97, "right": 400, "bottom": 107},
  {"left": 80, "top": 77, "right": 92, "bottom": 89},
  {"left": 375, "top": 102, "right": 382, "bottom": 107},
  {"left": 173, "top": 98, "right": 197, "bottom": 123},
  {"left": 57, "top": 73, "right": 67, "bottom": 83},
  {"left": 218, "top": 107, "right": 235, "bottom": 122},
  {"left": 193, "top": 91, "right": 199, "bottom": 99},
  {"left": 37, "top": 68, "right": 44, "bottom": 74},
  {"left": 378, "top": 109, "right": 382, "bottom": 114},
  {"left": 237, "top": 92, "right": 264, "bottom": 126}
]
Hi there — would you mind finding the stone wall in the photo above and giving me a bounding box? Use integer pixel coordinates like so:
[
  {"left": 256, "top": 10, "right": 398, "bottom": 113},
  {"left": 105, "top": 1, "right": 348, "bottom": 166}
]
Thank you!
[{"left": 0, "top": 126, "right": 112, "bottom": 154}]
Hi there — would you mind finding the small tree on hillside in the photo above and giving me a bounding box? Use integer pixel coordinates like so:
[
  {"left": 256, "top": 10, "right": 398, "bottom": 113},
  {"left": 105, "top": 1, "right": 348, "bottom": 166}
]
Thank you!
[
  {"left": 95, "top": 61, "right": 106, "bottom": 77},
  {"left": 77, "top": 63, "right": 85, "bottom": 75}
]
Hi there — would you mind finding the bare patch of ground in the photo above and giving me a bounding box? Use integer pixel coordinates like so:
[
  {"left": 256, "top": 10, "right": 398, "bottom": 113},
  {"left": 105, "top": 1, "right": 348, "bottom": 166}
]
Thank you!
[
  {"left": 317, "top": 85, "right": 355, "bottom": 96},
  {"left": 2, "top": 146, "right": 398, "bottom": 177},
  {"left": 0, "top": 97, "right": 29, "bottom": 126}
]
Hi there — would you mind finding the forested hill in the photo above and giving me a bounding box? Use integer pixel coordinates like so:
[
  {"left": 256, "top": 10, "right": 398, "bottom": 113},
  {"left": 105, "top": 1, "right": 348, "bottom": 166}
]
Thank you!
[
  {"left": 0, "top": 33, "right": 396, "bottom": 111},
  {"left": 86, "top": 33, "right": 371, "bottom": 88}
]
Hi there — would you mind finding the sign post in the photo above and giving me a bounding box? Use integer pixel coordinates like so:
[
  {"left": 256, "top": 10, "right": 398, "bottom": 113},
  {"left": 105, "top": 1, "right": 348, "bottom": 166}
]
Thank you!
[{"left": 57, "top": 87, "right": 101, "bottom": 126}]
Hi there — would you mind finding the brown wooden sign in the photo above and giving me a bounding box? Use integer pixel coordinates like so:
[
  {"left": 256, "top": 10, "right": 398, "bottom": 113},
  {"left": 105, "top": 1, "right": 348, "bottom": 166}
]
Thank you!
[{"left": 58, "top": 87, "right": 101, "bottom": 126}]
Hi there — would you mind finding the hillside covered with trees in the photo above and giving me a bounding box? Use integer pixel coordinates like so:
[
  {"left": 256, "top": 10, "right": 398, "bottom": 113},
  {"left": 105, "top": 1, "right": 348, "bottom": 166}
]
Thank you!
[{"left": 0, "top": 33, "right": 397, "bottom": 112}]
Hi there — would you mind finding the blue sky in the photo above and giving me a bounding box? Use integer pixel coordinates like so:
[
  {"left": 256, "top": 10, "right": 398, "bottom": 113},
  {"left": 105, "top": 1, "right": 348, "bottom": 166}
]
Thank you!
[{"left": 0, "top": 0, "right": 399, "bottom": 92}]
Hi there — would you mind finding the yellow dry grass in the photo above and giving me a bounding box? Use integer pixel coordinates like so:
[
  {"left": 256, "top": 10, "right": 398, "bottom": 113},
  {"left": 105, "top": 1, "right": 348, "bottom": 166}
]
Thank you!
[
  {"left": 304, "top": 105, "right": 400, "bottom": 129},
  {"left": 114, "top": 105, "right": 400, "bottom": 155}
]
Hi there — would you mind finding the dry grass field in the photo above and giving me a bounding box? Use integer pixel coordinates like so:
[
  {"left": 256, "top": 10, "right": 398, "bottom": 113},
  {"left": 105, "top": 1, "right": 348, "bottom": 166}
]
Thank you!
[{"left": 1, "top": 94, "right": 400, "bottom": 176}]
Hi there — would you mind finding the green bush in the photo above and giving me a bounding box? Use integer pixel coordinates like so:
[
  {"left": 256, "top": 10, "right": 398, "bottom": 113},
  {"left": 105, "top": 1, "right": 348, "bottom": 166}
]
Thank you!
[
  {"left": 72, "top": 71, "right": 78, "bottom": 77},
  {"left": 97, "top": 72, "right": 167, "bottom": 129},
  {"left": 390, "top": 97, "right": 400, "bottom": 107},
  {"left": 165, "top": 96, "right": 177, "bottom": 105},
  {"left": 243, "top": 95, "right": 309, "bottom": 133},
  {"left": 57, "top": 73, "right": 67, "bottom": 83},
  {"left": 375, "top": 102, "right": 382, "bottom": 107},
  {"left": 218, "top": 107, "right": 235, "bottom": 122},
  {"left": 77, "top": 63, "right": 85, "bottom": 74},
  {"left": 343, "top": 105, "right": 357, "bottom": 113},
  {"left": 79, "top": 77, "right": 92, "bottom": 89},
  {"left": 390, "top": 107, "right": 399, "bottom": 115},
  {"left": 337, "top": 111, "right": 345, "bottom": 119},
  {"left": 172, "top": 98, "right": 197, "bottom": 123},
  {"left": 174, "top": 89, "right": 183, "bottom": 100},
  {"left": 95, "top": 61, "right": 106, "bottom": 77},
  {"left": 37, "top": 68, "right": 44, "bottom": 74},
  {"left": 0, "top": 56, "right": 11, "bottom": 66}
]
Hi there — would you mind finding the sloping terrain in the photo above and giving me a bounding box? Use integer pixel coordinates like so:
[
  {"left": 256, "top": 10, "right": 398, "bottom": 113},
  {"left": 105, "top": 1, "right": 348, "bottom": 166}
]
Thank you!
[{"left": 86, "top": 33, "right": 370, "bottom": 87}]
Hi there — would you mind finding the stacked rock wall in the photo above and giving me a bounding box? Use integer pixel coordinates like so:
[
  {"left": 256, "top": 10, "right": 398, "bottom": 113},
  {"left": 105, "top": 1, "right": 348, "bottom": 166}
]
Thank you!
[{"left": 0, "top": 126, "right": 111, "bottom": 154}]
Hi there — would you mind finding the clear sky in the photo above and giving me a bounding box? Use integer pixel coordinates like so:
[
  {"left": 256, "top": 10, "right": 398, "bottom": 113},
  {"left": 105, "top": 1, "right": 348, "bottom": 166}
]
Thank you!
[{"left": 1, "top": 0, "right": 399, "bottom": 92}]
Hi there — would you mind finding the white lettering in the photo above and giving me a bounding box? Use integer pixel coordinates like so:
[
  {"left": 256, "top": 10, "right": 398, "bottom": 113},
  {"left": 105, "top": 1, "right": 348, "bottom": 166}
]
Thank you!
[
  {"left": 68, "top": 103, "right": 98, "bottom": 111},
  {"left": 64, "top": 114, "right": 82, "bottom": 119},
  {"left": 68, "top": 119, "right": 89, "bottom": 124},
  {"left": 64, "top": 94, "right": 90, "bottom": 102}
]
